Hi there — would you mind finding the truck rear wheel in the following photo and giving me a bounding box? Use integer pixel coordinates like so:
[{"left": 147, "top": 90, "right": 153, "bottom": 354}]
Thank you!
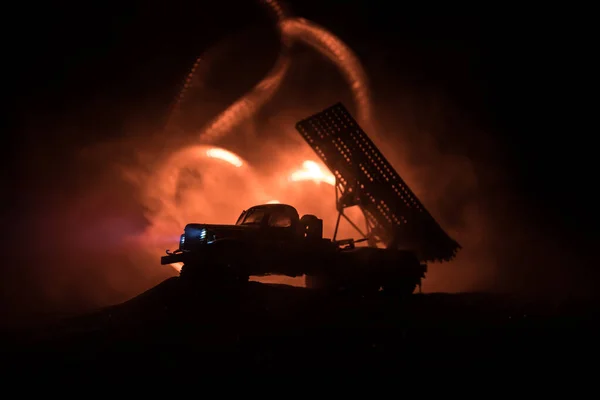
[
  {"left": 304, "top": 274, "right": 333, "bottom": 290},
  {"left": 378, "top": 250, "right": 423, "bottom": 296},
  {"left": 305, "top": 274, "right": 380, "bottom": 296},
  {"left": 180, "top": 263, "right": 249, "bottom": 286},
  {"left": 382, "top": 280, "right": 417, "bottom": 296},
  {"left": 179, "top": 263, "right": 200, "bottom": 282}
]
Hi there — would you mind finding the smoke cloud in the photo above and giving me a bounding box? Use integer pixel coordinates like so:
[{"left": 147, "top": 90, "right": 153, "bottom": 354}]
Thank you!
[{"left": 2, "top": 1, "right": 589, "bottom": 328}]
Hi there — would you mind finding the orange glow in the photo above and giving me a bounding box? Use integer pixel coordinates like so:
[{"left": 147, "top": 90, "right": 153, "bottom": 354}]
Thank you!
[
  {"left": 205, "top": 148, "right": 243, "bottom": 167},
  {"left": 162, "top": 154, "right": 337, "bottom": 273},
  {"left": 133, "top": 0, "right": 377, "bottom": 285},
  {"left": 171, "top": 262, "right": 183, "bottom": 272},
  {"left": 1, "top": 0, "right": 498, "bottom": 322},
  {"left": 289, "top": 160, "right": 335, "bottom": 186}
]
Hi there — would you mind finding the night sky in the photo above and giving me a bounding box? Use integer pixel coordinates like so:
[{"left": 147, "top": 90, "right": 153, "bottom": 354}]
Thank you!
[{"left": 2, "top": 1, "right": 596, "bottom": 318}]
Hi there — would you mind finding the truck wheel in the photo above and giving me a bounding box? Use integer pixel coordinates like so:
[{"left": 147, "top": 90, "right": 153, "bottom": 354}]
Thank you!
[
  {"left": 305, "top": 274, "right": 326, "bottom": 290},
  {"left": 216, "top": 263, "right": 249, "bottom": 286},
  {"left": 179, "top": 263, "right": 200, "bottom": 282},
  {"left": 180, "top": 263, "right": 248, "bottom": 286},
  {"left": 304, "top": 274, "right": 341, "bottom": 292},
  {"left": 382, "top": 280, "right": 417, "bottom": 296},
  {"left": 343, "top": 284, "right": 380, "bottom": 297},
  {"left": 359, "top": 284, "right": 382, "bottom": 297}
]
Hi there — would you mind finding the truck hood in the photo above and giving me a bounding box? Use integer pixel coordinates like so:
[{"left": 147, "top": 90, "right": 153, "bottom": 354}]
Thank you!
[{"left": 184, "top": 223, "right": 256, "bottom": 242}]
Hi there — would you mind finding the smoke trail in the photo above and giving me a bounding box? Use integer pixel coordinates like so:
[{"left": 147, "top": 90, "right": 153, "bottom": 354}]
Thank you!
[
  {"left": 165, "top": 0, "right": 372, "bottom": 145},
  {"left": 192, "top": 15, "right": 374, "bottom": 144},
  {"left": 280, "top": 18, "right": 373, "bottom": 129},
  {"left": 142, "top": 145, "right": 264, "bottom": 227},
  {"left": 142, "top": 0, "right": 375, "bottom": 238},
  {"left": 164, "top": 0, "right": 291, "bottom": 142}
]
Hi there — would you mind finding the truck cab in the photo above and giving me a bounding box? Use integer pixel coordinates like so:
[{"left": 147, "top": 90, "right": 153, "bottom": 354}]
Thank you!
[
  {"left": 162, "top": 203, "right": 329, "bottom": 278},
  {"left": 236, "top": 204, "right": 299, "bottom": 233},
  {"left": 234, "top": 203, "right": 324, "bottom": 240},
  {"left": 168, "top": 204, "right": 325, "bottom": 258}
]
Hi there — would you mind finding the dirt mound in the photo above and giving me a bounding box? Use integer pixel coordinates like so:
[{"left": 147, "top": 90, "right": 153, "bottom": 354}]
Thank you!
[{"left": 2, "top": 278, "right": 597, "bottom": 375}]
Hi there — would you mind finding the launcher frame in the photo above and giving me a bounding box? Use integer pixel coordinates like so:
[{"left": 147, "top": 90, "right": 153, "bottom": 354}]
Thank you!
[{"left": 295, "top": 102, "right": 460, "bottom": 263}]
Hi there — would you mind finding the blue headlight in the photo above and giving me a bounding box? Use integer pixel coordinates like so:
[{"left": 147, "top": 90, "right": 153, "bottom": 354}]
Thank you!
[
  {"left": 179, "top": 234, "right": 185, "bottom": 247},
  {"left": 200, "top": 229, "right": 207, "bottom": 240}
]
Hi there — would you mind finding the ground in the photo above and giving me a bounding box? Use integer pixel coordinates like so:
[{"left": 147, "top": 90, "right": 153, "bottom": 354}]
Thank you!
[{"left": 1, "top": 278, "right": 598, "bottom": 376}]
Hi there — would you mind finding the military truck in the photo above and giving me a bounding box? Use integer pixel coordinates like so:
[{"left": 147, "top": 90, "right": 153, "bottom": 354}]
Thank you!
[
  {"left": 162, "top": 202, "right": 426, "bottom": 295},
  {"left": 161, "top": 103, "right": 461, "bottom": 295}
]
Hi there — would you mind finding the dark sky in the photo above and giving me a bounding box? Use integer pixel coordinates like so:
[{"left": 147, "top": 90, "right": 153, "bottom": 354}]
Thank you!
[{"left": 2, "top": 1, "right": 597, "bottom": 311}]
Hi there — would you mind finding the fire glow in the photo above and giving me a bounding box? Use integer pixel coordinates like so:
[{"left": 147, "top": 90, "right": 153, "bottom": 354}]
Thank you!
[
  {"left": 166, "top": 147, "right": 335, "bottom": 272},
  {"left": 205, "top": 148, "right": 244, "bottom": 167},
  {"left": 289, "top": 160, "right": 336, "bottom": 186},
  {"left": 134, "top": 0, "right": 373, "bottom": 282}
]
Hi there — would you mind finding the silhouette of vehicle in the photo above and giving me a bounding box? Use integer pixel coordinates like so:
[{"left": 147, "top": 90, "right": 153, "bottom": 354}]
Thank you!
[
  {"left": 161, "top": 103, "right": 461, "bottom": 295},
  {"left": 162, "top": 202, "right": 425, "bottom": 294}
]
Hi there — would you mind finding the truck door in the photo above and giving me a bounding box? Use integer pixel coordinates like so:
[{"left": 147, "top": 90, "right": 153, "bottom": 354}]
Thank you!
[{"left": 258, "top": 210, "right": 300, "bottom": 274}]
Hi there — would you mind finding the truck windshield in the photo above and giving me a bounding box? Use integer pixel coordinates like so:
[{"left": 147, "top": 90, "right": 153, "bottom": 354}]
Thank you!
[
  {"left": 239, "top": 208, "right": 265, "bottom": 225},
  {"left": 235, "top": 210, "right": 247, "bottom": 225}
]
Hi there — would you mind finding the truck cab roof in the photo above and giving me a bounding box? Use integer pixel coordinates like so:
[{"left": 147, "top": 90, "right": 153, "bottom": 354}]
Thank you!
[{"left": 236, "top": 204, "right": 300, "bottom": 227}]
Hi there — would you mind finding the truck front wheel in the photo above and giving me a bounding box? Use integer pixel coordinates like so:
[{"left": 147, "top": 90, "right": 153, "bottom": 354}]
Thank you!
[
  {"left": 304, "top": 274, "right": 332, "bottom": 290},
  {"left": 381, "top": 279, "right": 417, "bottom": 296},
  {"left": 180, "top": 263, "right": 249, "bottom": 286}
]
